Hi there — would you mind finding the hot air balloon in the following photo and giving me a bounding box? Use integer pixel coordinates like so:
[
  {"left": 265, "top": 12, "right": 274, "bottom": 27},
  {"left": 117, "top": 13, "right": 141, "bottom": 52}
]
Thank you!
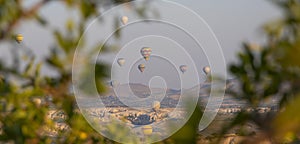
[
  {"left": 140, "top": 47, "right": 152, "bottom": 61},
  {"left": 179, "top": 65, "right": 188, "bottom": 73},
  {"left": 203, "top": 66, "right": 211, "bottom": 75},
  {"left": 117, "top": 58, "right": 125, "bottom": 66},
  {"left": 121, "top": 16, "right": 128, "bottom": 25},
  {"left": 138, "top": 64, "right": 146, "bottom": 73},
  {"left": 15, "top": 34, "right": 23, "bottom": 43},
  {"left": 110, "top": 80, "right": 120, "bottom": 88}
]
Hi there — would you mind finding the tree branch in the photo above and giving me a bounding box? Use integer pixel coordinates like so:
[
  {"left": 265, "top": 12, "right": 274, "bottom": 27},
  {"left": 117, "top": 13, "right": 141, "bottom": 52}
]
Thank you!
[{"left": 0, "top": 0, "right": 53, "bottom": 40}]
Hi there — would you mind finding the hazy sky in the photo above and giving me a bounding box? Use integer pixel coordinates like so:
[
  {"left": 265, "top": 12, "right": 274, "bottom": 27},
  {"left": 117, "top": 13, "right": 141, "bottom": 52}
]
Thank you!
[{"left": 0, "top": 0, "right": 282, "bottom": 89}]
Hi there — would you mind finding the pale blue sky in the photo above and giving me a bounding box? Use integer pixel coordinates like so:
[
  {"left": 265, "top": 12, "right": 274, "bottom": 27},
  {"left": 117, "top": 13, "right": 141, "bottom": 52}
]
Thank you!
[{"left": 0, "top": 0, "right": 282, "bottom": 89}]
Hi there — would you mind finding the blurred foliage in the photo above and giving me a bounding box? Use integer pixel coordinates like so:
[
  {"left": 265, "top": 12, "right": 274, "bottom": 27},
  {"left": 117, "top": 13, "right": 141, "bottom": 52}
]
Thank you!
[
  {"left": 0, "top": 0, "right": 136, "bottom": 143},
  {"left": 161, "top": 106, "right": 203, "bottom": 144},
  {"left": 3, "top": 0, "right": 300, "bottom": 143},
  {"left": 224, "top": 0, "right": 300, "bottom": 143}
]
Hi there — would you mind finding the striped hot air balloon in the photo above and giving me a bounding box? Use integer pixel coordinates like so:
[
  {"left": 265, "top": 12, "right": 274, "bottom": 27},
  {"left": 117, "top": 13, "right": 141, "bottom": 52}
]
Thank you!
[
  {"left": 140, "top": 47, "right": 152, "bottom": 61},
  {"left": 15, "top": 34, "right": 23, "bottom": 43},
  {"left": 138, "top": 64, "right": 146, "bottom": 73}
]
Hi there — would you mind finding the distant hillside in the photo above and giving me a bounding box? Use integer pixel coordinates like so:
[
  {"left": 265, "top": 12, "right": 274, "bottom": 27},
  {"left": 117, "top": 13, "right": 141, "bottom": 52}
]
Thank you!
[
  {"left": 78, "top": 79, "right": 278, "bottom": 109},
  {"left": 105, "top": 83, "right": 180, "bottom": 97}
]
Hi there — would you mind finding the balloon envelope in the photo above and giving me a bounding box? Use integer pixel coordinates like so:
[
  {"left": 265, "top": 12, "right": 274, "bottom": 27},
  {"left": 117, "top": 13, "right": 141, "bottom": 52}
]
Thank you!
[
  {"left": 140, "top": 47, "right": 152, "bottom": 61},
  {"left": 179, "top": 65, "right": 188, "bottom": 73},
  {"left": 203, "top": 66, "right": 211, "bottom": 75},
  {"left": 121, "top": 16, "right": 128, "bottom": 25},
  {"left": 117, "top": 58, "right": 125, "bottom": 66},
  {"left": 110, "top": 80, "right": 120, "bottom": 88},
  {"left": 15, "top": 34, "right": 23, "bottom": 43},
  {"left": 138, "top": 64, "right": 146, "bottom": 72}
]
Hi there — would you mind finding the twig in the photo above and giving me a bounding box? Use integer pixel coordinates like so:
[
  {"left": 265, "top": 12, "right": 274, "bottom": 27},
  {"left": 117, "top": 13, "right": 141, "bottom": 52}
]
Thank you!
[{"left": 0, "top": 0, "right": 53, "bottom": 40}]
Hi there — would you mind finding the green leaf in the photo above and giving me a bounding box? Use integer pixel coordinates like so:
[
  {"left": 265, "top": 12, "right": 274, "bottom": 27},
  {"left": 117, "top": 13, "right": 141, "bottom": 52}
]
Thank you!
[
  {"left": 35, "top": 14, "right": 47, "bottom": 26},
  {"left": 23, "top": 58, "right": 34, "bottom": 77}
]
